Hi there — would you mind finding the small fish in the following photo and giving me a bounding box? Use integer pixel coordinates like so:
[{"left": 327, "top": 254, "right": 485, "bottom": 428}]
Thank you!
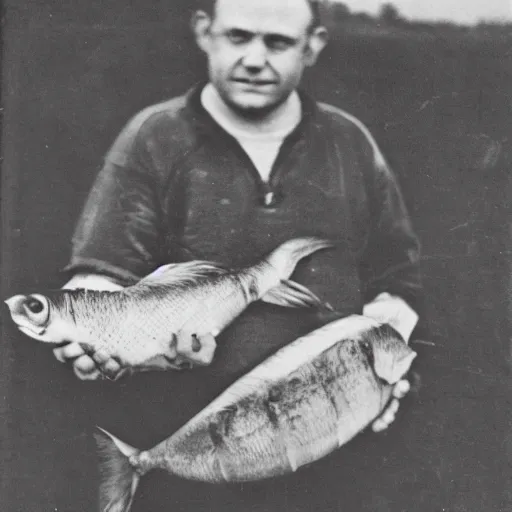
[
  {"left": 94, "top": 314, "right": 416, "bottom": 512},
  {"left": 5, "top": 237, "right": 332, "bottom": 372}
]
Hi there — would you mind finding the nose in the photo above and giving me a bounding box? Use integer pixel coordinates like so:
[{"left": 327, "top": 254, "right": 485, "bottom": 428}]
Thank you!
[{"left": 241, "top": 38, "right": 267, "bottom": 71}]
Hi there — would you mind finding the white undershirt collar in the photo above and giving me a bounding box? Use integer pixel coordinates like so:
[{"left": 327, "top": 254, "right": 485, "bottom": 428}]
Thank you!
[{"left": 201, "top": 83, "right": 302, "bottom": 182}]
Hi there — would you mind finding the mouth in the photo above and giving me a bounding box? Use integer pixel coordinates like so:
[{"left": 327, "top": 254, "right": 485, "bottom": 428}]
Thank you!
[
  {"left": 18, "top": 324, "right": 47, "bottom": 337},
  {"left": 231, "top": 78, "right": 277, "bottom": 87}
]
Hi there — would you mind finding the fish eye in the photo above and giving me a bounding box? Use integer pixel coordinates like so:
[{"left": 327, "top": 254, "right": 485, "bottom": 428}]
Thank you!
[{"left": 26, "top": 297, "right": 44, "bottom": 314}]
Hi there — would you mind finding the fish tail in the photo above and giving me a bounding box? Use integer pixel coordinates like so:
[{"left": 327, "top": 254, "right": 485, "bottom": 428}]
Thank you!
[
  {"left": 94, "top": 427, "right": 142, "bottom": 512},
  {"left": 260, "top": 238, "right": 333, "bottom": 310},
  {"left": 261, "top": 279, "right": 333, "bottom": 310},
  {"left": 265, "top": 237, "right": 333, "bottom": 279}
]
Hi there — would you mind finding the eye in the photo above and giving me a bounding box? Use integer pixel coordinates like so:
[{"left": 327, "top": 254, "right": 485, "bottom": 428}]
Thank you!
[
  {"left": 26, "top": 297, "right": 44, "bottom": 314},
  {"left": 23, "top": 294, "right": 50, "bottom": 326},
  {"left": 264, "top": 35, "right": 296, "bottom": 52},
  {"left": 225, "top": 29, "right": 252, "bottom": 45}
]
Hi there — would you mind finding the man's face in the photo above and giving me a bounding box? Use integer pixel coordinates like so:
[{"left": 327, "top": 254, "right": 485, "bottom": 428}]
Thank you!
[{"left": 195, "top": 0, "right": 326, "bottom": 118}]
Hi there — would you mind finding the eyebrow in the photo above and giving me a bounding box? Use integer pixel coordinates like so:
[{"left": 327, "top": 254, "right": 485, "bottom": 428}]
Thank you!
[
  {"left": 264, "top": 33, "right": 299, "bottom": 44},
  {"left": 226, "top": 28, "right": 300, "bottom": 43}
]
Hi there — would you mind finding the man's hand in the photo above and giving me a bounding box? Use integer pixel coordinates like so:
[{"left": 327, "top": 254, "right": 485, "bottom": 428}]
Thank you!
[
  {"left": 371, "top": 379, "right": 411, "bottom": 432},
  {"left": 56, "top": 274, "right": 126, "bottom": 380},
  {"left": 54, "top": 343, "right": 124, "bottom": 380},
  {"left": 362, "top": 292, "right": 419, "bottom": 342},
  {"left": 53, "top": 333, "right": 217, "bottom": 381},
  {"left": 363, "top": 292, "right": 419, "bottom": 433},
  {"left": 57, "top": 274, "right": 219, "bottom": 380}
]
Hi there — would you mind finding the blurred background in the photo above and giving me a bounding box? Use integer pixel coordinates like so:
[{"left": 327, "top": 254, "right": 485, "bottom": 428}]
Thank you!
[{"left": 1, "top": 1, "right": 512, "bottom": 510}]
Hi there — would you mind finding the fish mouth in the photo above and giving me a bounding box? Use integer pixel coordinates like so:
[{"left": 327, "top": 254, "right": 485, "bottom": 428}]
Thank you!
[{"left": 18, "top": 324, "right": 47, "bottom": 337}]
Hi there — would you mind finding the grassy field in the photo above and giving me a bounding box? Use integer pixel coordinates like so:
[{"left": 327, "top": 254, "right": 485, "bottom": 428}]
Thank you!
[{"left": 2, "top": 8, "right": 511, "bottom": 512}]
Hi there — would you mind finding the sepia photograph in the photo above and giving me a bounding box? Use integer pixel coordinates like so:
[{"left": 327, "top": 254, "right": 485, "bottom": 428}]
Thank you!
[{"left": 1, "top": 1, "right": 511, "bottom": 510}]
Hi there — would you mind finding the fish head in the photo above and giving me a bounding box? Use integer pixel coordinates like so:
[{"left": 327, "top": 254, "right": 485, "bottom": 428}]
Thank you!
[
  {"left": 5, "top": 292, "right": 80, "bottom": 344},
  {"left": 368, "top": 324, "right": 417, "bottom": 385},
  {"left": 5, "top": 294, "right": 51, "bottom": 337}
]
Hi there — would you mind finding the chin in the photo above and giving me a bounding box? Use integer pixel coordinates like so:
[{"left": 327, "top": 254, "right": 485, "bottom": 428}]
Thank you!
[{"left": 228, "top": 96, "right": 282, "bottom": 118}]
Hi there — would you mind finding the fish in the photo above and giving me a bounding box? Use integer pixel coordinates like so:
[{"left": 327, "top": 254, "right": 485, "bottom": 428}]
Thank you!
[
  {"left": 94, "top": 314, "right": 417, "bottom": 512},
  {"left": 4, "top": 237, "right": 332, "bottom": 373}
]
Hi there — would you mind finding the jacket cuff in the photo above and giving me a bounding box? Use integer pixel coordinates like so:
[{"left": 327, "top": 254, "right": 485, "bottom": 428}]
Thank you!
[
  {"left": 363, "top": 292, "right": 419, "bottom": 342},
  {"left": 62, "top": 257, "right": 140, "bottom": 286}
]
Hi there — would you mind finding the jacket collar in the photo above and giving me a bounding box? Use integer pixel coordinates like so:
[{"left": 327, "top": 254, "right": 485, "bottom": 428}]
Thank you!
[{"left": 185, "top": 82, "right": 320, "bottom": 145}]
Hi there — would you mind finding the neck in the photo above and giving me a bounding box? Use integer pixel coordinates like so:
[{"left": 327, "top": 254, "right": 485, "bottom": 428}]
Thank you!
[{"left": 202, "top": 83, "right": 302, "bottom": 137}]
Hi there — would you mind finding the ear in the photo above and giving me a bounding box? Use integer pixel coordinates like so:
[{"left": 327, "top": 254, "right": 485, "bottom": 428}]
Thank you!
[
  {"left": 304, "top": 26, "right": 328, "bottom": 67},
  {"left": 191, "top": 10, "right": 213, "bottom": 54}
]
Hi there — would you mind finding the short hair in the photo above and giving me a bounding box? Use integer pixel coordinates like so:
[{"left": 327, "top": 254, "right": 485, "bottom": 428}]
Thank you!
[{"left": 195, "top": 0, "right": 323, "bottom": 30}]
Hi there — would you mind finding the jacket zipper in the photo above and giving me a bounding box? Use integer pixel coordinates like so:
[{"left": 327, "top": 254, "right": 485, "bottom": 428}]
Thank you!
[{"left": 226, "top": 130, "right": 305, "bottom": 207}]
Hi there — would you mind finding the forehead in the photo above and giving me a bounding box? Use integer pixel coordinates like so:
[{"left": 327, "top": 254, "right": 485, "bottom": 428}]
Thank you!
[{"left": 213, "top": 0, "right": 313, "bottom": 36}]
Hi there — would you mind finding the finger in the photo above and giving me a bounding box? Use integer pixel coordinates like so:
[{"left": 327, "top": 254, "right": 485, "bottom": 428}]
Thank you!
[
  {"left": 175, "top": 332, "right": 217, "bottom": 366},
  {"left": 170, "top": 357, "right": 193, "bottom": 370},
  {"left": 371, "top": 398, "right": 400, "bottom": 433},
  {"left": 373, "top": 411, "right": 395, "bottom": 432},
  {"left": 53, "top": 343, "right": 86, "bottom": 363},
  {"left": 174, "top": 331, "right": 197, "bottom": 359},
  {"left": 90, "top": 350, "right": 126, "bottom": 380},
  {"left": 392, "top": 379, "right": 411, "bottom": 399},
  {"left": 74, "top": 366, "right": 102, "bottom": 381},
  {"left": 74, "top": 355, "right": 98, "bottom": 375},
  {"left": 100, "top": 358, "right": 123, "bottom": 381},
  {"left": 191, "top": 333, "right": 217, "bottom": 365},
  {"left": 107, "top": 368, "right": 130, "bottom": 381},
  {"left": 73, "top": 356, "right": 102, "bottom": 381},
  {"left": 381, "top": 400, "right": 398, "bottom": 426},
  {"left": 91, "top": 349, "right": 112, "bottom": 365},
  {"left": 387, "top": 398, "right": 400, "bottom": 416},
  {"left": 166, "top": 333, "right": 178, "bottom": 360},
  {"left": 371, "top": 418, "right": 388, "bottom": 433}
]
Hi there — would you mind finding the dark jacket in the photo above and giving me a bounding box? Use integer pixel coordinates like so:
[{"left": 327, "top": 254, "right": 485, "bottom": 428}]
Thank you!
[
  {"left": 65, "top": 85, "right": 422, "bottom": 511},
  {"left": 67, "top": 84, "right": 421, "bottom": 306}
]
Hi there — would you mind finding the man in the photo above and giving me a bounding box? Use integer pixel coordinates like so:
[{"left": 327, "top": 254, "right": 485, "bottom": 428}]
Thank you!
[{"left": 56, "top": 0, "right": 422, "bottom": 508}]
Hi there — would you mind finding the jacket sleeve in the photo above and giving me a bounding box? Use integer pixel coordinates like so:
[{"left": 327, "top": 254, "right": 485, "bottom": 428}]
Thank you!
[
  {"left": 357, "top": 130, "right": 423, "bottom": 315},
  {"left": 63, "top": 116, "right": 166, "bottom": 285}
]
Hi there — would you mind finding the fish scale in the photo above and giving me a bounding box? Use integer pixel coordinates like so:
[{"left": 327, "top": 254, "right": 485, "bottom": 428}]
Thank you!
[
  {"left": 92, "top": 315, "right": 417, "bottom": 512},
  {"left": 6, "top": 237, "right": 332, "bottom": 372}
]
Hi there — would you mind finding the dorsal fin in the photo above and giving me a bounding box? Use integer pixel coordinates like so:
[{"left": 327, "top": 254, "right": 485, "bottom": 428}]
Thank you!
[{"left": 134, "top": 261, "right": 228, "bottom": 289}]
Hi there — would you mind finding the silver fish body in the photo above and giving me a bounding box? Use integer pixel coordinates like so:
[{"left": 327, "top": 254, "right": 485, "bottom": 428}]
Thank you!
[
  {"left": 96, "top": 315, "right": 417, "bottom": 512},
  {"left": 5, "top": 237, "right": 331, "bottom": 371}
]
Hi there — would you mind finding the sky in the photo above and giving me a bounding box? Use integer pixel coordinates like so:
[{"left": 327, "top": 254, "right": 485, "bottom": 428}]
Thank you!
[{"left": 337, "top": 0, "right": 512, "bottom": 25}]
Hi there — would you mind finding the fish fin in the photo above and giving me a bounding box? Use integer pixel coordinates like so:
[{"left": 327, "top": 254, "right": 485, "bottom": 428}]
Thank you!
[
  {"left": 94, "top": 427, "right": 141, "bottom": 512},
  {"left": 261, "top": 279, "right": 333, "bottom": 310},
  {"left": 372, "top": 341, "right": 417, "bottom": 385},
  {"left": 135, "top": 261, "right": 228, "bottom": 289},
  {"left": 285, "top": 443, "right": 299, "bottom": 473},
  {"left": 264, "top": 237, "right": 334, "bottom": 279},
  {"left": 313, "top": 308, "right": 346, "bottom": 327}
]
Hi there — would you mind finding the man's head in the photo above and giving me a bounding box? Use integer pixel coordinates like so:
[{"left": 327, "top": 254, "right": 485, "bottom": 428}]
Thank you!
[{"left": 192, "top": 0, "right": 328, "bottom": 119}]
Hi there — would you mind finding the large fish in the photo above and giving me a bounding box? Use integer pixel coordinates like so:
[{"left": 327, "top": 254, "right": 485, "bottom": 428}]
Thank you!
[
  {"left": 5, "top": 237, "right": 331, "bottom": 372},
  {"left": 95, "top": 314, "right": 416, "bottom": 512}
]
